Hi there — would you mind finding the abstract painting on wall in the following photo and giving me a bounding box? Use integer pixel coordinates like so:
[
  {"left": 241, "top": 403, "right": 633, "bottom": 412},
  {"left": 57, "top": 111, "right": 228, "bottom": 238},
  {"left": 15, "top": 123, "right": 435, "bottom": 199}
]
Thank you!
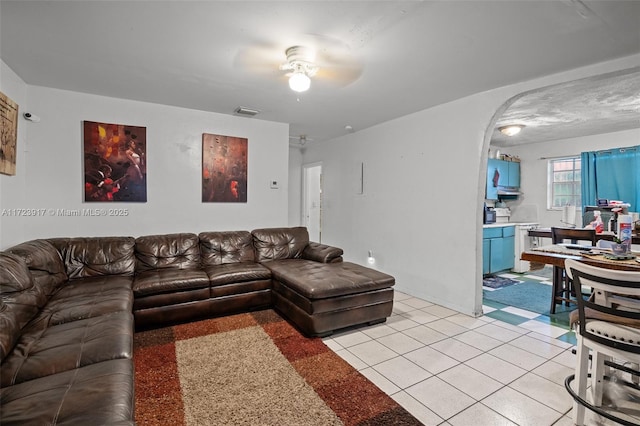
[
  {"left": 0, "top": 91, "right": 19, "bottom": 176},
  {"left": 83, "top": 121, "right": 147, "bottom": 202},
  {"left": 202, "top": 133, "right": 247, "bottom": 202}
]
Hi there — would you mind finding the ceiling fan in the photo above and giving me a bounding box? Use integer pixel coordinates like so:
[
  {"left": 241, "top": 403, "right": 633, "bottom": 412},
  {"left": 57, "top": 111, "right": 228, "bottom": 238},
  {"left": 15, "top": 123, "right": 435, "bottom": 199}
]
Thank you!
[
  {"left": 234, "top": 34, "right": 363, "bottom": 91},
  {"left": 289, "top": 134, "right": 314, "bottom": 146}
]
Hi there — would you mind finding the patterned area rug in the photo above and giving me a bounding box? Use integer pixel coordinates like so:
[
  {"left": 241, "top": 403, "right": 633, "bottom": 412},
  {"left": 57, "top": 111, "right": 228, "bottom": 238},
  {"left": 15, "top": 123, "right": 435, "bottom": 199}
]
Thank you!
[
  {"left": 482, "top": 275, "right": 520, "bottom": 289},
  {"left": 134, "top": 310, "right": 421, "bottom": 426}
]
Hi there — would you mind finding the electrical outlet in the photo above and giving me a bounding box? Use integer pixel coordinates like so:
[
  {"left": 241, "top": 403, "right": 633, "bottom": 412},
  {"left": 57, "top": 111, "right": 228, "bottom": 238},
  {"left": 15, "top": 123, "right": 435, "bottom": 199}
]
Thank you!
[{"left": 270, "top": 180, "right": 279, "bottom": 189}]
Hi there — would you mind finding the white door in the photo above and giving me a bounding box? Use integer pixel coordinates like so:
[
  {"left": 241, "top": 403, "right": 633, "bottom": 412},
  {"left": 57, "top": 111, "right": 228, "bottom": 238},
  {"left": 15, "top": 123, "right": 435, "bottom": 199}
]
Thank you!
[{"left": 303, "top": 164, "right": 322, "bottom": 242}]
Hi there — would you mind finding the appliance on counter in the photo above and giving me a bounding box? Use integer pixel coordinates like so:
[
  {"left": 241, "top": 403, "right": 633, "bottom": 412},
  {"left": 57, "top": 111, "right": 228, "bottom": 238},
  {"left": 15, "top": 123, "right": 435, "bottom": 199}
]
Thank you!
[
  {"left": 484, "top": 204, "right": 496, "bottom": 224},
  {"left": 513, "top": 223, "right": 540, "bottom": 273},
  {"left": 494, "top": 207, "right": 511, "bottom": 223}
]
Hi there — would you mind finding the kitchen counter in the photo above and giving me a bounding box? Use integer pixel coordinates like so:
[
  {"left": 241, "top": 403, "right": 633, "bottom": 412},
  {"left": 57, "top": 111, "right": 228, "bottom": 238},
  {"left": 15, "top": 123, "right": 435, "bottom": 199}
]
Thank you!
[{"left": 483, "top": 222, "right": 537, "bottom": 229}]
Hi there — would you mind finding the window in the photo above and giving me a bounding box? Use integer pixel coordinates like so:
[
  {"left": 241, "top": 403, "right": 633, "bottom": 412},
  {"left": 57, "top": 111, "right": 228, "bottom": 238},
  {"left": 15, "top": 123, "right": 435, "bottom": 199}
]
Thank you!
[{"left": 548, "top": 157, "right": 581, "bottom": 209}]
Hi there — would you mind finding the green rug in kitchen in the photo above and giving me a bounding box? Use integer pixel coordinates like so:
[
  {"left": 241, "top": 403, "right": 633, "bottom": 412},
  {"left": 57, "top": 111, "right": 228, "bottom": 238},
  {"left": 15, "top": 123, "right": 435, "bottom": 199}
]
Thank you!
[{"left": 483, "top": 280, "right": 574, "bottom": 316}]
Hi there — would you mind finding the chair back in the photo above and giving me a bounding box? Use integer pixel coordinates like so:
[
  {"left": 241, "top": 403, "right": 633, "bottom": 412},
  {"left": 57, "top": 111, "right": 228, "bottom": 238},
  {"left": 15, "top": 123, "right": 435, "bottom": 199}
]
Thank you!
[
  {"left": 565, "top": 258, "right": 640, "bottom": 354},
  {"left": 551, "top": 227, "right": 596, "bottom": 246}
]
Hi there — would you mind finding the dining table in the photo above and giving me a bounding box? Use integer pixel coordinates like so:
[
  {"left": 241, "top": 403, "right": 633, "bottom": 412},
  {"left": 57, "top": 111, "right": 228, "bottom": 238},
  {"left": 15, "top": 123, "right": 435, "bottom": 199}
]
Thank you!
[
  {"left": 521, "top": 244, "right": 640, "bottom": 272},
  {"left": 521, "top": 244, "right": 640, "bottom": 313}
]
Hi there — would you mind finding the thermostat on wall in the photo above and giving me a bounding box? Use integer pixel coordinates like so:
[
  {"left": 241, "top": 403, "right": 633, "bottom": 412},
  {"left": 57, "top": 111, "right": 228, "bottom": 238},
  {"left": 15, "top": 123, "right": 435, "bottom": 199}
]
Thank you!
[{"left": 270, "top": 180, "right": 279, "bottom": 189}]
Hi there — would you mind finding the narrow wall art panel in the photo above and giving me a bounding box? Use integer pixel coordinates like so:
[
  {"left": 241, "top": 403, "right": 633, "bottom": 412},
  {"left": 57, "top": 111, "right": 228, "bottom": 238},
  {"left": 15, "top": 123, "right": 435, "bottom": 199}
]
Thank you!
[
  {"left": 83, "top": 121, "right": 147, "bottom": 202},
  {"left": 202, "top": 133, "right": 247, "bottom": 202},
  {"left": 0, "top": 91, "right": 19, "bottom": 176}
]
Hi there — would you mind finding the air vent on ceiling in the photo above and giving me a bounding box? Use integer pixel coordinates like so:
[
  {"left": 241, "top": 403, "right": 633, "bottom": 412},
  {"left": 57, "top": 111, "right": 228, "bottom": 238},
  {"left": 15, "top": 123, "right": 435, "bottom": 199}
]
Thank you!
[{"left": 234, "top": 106, "right": 259, "bottom": 117}]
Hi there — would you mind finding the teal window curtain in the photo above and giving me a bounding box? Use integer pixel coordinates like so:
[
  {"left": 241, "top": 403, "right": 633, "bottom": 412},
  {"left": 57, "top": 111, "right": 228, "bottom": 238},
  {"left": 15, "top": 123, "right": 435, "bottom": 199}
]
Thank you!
[{"left": 581, "top": 146, "right": 640, "bottom": 211}]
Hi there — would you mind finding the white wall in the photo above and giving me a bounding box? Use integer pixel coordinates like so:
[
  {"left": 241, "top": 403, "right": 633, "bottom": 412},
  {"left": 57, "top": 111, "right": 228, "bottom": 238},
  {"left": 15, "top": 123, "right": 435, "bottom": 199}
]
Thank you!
[
  {"left": 501, "top": 128, "right": 640, "bottom": 228},
  {"left": 0, "top": 61, "right": 29, "bottom": 242},
  {"left": 287, "top": 145, "right": 303, "bottom": 227},
  {"left": 297, "top": 54, "right": 640, "bottom": 316},
  {"left": 0, "top": 81, "right": 289, "bottom": 249}
]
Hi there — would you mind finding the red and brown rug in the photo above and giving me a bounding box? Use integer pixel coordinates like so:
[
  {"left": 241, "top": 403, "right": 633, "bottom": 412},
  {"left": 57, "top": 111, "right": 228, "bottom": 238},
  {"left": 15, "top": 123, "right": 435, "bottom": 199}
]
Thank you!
[{"left": 134, "top": 309, "right": 422, "bottom": 425}]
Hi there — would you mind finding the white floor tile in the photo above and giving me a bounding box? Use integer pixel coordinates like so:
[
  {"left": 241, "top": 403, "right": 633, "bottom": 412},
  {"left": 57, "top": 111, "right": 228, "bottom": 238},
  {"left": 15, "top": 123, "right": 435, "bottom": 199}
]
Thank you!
[
  {"left": 360, "top": 323, "right": 399, "bottom": 339},
  {"left": 334, "top": 348, "right": 368, "bottom": 371},
  {"left": 392, "top": 300, "right": 416, "bottom": 314},
  {"left": 430, "top": 338, "right": 483, "bottom": 362},
  {"left": 453, "top": 330, "right": 504, "bottom": 352},
  {"left": 359, "top": 367, "right": 401, "bottom": 395},
  {"left": 391, "top": 391, "right": 444, "bottom": 426},
  {"left": 552, "top": 348, "right": 578, "bottom": 369},
  {"left": 331, "top": 329, "right": 372, "bottom": 348},
  {"left": 482, "top": 304, "right": 497, "bottom": 313},
  {"left": 446, "top": 313, "right": 491, "bottom": 329},
  {"left": 489, "top": 343, "right": 548, "bottom": 370},
  {"left": 465, "top": 353, "right": 527, "bottom": 384},
  {"left": 404, "top": 346, "right": 459, "bottom": 375},
  {"left": 423, "top": 318, "right": 468, "bottom": 337},
  {"left": 402, "top": 297, "right": 434, "bottom": 309},
  {"left": 509, "top": 372, "right": 573, "bottom": 413},
  {"left": 346, "top": 340, "right": 399, "bottom": 366},
  {"left": 402, "top": 325, "right": 448, "bottom": 345},
  {"left": 501, "top": 306, "right": 541, "bottom": 319},
  {"left": 532, "top": 359, "right": 576, "bottom": 387},
  {"left": 448, "top": 403, "right": 517, "bottom": 426},
  {"left": 518, "top": 319, "right": 569, "bottom": 338},
  {"left": 386, "top": 315, "right": 421, "bottom": 331},
  {"left": 377, "top": 330, "right": 423, "bottom": 353},
  {"left": 322, "top": 338, "right": 343, "bottom": 352},
  {"left": 373, "top": 356, "right": 432, "bottom": 389},
  {"left": 437, "top": 363, "right": 503, "bottom": 400},
  {"left": 421, "top": 304, "right": 458, "bottom": 318},
  {"left": 406, "top": 376, "right": 476, "bottom": 420},
  {"left": 483, "top": 387, "right": 564, "bottom": 426},
  {"left": 400, "top": 310, "right": 439, "bottom": 324},
  {"left": 473, "top": 323, "right": 523, "bottom": 342},
  {"left": 393, "top": 291, "right": 412, "bottom": 301},
  {"left": 509, "top": 335, "right": 566, "bottom": 359}
]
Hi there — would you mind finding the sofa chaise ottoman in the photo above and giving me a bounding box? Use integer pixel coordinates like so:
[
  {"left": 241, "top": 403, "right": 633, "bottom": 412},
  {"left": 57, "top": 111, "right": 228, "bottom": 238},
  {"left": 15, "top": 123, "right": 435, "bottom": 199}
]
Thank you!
[{"left": 252, "top": 228, "right": 395, "bottom": 337}]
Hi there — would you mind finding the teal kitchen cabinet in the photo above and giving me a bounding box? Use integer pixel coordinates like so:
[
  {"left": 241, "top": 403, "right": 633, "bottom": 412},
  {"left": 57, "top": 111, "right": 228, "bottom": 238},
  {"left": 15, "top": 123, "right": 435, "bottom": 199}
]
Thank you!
[
  {"left": 486, "top": 159, "right": 520, "bottom": 200},
  {"left": 483, "top": 226, "right": 515, "bottom": 274}
]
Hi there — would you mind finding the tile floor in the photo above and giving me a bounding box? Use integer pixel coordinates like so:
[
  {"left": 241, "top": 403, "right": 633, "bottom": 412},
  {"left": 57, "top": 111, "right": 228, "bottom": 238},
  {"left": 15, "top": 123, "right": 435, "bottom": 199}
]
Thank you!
[{"left": 323, "top": 282, "right": 638, "bottom": 426}]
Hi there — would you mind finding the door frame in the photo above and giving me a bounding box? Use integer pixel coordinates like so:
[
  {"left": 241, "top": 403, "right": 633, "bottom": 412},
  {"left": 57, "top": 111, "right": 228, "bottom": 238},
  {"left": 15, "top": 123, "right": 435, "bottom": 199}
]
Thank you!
[{"left": 302, "top": 162, "right": 322, "bottom": 243}]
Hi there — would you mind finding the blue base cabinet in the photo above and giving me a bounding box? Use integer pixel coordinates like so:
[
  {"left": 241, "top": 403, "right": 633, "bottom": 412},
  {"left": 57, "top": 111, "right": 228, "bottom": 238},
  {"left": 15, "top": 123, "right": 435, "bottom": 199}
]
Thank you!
[{"left": 483, "top": 226, "right": 515, "bottom": 274}]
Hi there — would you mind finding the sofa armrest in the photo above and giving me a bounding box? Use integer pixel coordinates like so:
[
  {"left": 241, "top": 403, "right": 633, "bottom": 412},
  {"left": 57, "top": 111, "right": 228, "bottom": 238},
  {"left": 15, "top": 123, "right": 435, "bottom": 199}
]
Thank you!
[{"left": 302, "top": 242, "right": 344, "bottom": 263}]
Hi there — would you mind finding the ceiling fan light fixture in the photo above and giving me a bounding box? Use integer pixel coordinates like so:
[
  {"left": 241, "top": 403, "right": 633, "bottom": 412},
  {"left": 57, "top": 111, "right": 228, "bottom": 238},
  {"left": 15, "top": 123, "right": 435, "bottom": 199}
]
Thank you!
[
  {"left": 499, "top": 124, "right": 525, "bottom": 136},
  {"left": 289, "top": 71, "right": 311, "bottom": 92}
]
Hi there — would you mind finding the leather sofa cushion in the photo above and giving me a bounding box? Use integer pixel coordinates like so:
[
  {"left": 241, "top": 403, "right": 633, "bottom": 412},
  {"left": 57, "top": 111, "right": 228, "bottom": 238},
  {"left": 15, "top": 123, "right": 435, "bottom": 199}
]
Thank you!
[
  {"left": 1, "top": 253, "right": 35, "bottom": 293},
  {"left": 133, "top": 268, "right": 209, "bottom": 296},
  {"left": 49, "top": 237, "right": 136, "bottom": 279},
  {"left": 199, "top": 231, "right": 255, "bottom": 265},
  {"left": 6, "top": 240, "right": 65, "bottom": 275},
  {"left": 203, "top": 262, "right": 271, "bottom": 286},
  {"left": 265, "top": 260, "right": 395, "bottom": 299},
  {"left": 6, "top": 240, "right": 67, "bottom": 297},
  {"left": 135, "top": 233, "right": 200, "bottom": 271},
  {"left": 0, "top": 359, "right": 134, "bottom": 425},
  {"left": 0, "top": 253, "right": 47, "bottom": 330},
  {"left": 0, "top": 300, "right": 20, "bottom": 362},
  {"left": 1, "top": 311, "right": 133, "bottom": 386},
  {"left": 252, "top": 227, "right": 309, "bottom": 262},
  {"left": 34, "top": 275, "right": 133, "bottom": 326}
]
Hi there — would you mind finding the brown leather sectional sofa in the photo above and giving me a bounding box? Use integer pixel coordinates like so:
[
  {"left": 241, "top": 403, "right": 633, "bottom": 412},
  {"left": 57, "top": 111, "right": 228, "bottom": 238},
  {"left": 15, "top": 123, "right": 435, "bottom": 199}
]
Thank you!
[{"left": 0, "top": 226, "right": 394, "bottom": 425}]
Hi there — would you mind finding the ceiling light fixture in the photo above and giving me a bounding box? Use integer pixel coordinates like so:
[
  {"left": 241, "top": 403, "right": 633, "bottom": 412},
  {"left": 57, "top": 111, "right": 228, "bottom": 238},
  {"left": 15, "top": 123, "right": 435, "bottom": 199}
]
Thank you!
[
  {"left": 499, "top": 124, "right": 525, "bottom": 136},
  {"left": 288, "top": 68, "right": 311, "bottom": 92},
  {"left": 280, "top": 46, "right": 318, "bottom": 93}
]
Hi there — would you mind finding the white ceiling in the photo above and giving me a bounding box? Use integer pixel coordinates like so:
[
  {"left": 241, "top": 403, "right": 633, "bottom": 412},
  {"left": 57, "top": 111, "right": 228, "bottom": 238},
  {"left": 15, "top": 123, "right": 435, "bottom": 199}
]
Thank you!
[{"left": 2, "top": 1, "right": 639, "bottom": 146}]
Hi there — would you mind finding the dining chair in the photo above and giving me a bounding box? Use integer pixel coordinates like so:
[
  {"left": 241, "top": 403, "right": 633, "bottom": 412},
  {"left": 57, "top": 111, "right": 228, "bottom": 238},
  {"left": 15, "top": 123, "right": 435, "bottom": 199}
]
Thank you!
[
  {"left": 564, "top": 258, "right": 640, "bottom": 426},
  {"left": 550, "top": 227, "right": 597, "bottom": 314}
]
